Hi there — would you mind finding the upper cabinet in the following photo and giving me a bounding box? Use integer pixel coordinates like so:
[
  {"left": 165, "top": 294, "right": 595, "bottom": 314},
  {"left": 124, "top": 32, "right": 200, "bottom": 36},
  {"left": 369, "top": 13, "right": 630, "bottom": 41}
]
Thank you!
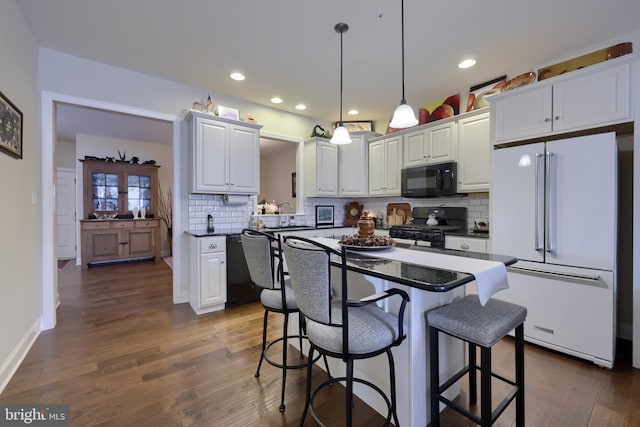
[
  {"left": 339, "top": 131, "right": 377, "bottom": 197},
  {"left": 457, "top": 111, "right": 490, "bottom": 192},
  {"left": 493, "top": 62, "right": 631, "bottom": 143},
  {"left": 186, "top": 111, "right": 262, "bottom": 194},
  {"left": 304, "top": 137, "right": 339, "bottom": 197},
  {"left": 368, "top": 134, "right": 402, "bottom": 196},
  {"left": 403, "top": 121, "right": 457, "bottom": 168}
]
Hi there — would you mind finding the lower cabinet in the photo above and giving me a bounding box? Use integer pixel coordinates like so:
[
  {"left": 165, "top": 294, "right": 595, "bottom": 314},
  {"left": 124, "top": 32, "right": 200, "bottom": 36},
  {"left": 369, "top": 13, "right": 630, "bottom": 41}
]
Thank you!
[
  {"left": 190, "top": 236, "right": 227, "bottom": 314},
  {"left": 81, "top": 219, "right": 160, "bottom": 267},
  {"left": 444, "top": 235, "right": 488, "bottom": 253}
]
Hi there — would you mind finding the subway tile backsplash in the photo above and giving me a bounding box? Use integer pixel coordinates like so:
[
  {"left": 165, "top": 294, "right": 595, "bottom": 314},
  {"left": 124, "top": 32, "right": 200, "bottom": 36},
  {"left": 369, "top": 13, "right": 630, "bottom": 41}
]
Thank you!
[{"left": 188, "top": 193, "right": 489, "bottom": 234}]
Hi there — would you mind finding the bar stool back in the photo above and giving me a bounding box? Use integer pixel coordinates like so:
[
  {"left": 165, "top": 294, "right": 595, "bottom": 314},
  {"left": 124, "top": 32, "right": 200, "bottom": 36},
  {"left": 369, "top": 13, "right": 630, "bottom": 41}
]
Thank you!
[{"left": 427, "top": 294, "right": 527, "bottom": 427}]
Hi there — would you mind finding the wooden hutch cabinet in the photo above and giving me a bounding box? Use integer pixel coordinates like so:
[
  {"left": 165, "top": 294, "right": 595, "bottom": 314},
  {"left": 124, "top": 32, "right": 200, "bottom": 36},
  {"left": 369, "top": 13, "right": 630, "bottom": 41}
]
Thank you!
[{"left": 80, "top": 160, "right": 161, "bottom": 267}]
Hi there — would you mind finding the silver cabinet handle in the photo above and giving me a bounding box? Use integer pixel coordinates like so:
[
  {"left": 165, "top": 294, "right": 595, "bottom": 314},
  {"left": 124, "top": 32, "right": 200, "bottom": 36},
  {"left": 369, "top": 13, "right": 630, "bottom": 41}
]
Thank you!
[
  {"left": 209, "top": 243, "right": 217, "bottom": 249},
  {"left": 460, "top": 243, "right": 469, "bottom": 250}
]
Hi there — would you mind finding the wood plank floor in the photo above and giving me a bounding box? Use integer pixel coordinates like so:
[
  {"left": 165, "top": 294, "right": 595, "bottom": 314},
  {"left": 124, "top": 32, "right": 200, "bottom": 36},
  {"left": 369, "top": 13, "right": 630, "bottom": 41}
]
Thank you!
[{"left": 1, "top": 260, "right": 639, "bottom": 426}]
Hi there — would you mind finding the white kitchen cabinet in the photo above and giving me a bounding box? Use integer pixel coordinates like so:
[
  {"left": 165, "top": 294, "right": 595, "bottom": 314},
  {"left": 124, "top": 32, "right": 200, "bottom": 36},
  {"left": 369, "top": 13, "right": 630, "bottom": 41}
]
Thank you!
[
  {"left": 444, "top": 235, "right": 487, "bottom": 253},
  {"left": 190, "top": 236, "right": 227, "bottom": 314},
  {"left": 368, "top": 135, "right": 402, "bottom": 196},
  {"left": 339, "top": 132, "right": 375, "bottom": 197},
  {"left": 403, "top": 121, "right": 457, "bottom": 167},
  {"left": 304, "top": 137, "right": 339, "bottom": 197},
  {"left": 186, "top": 111, "right": 261, "bottom": 194},
  {"left": 493, "top": 62, "right": 630, "bottom": 143},
  {"left": 457, "top": 112, "right": 490, "bottom": 192}
]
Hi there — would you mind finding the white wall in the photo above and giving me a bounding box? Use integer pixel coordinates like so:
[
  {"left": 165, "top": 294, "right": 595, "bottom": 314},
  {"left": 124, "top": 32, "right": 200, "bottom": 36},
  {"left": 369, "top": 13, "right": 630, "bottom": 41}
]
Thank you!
[
  {"left": 0, "top": 0, "right": 40, "bottom": 392},
  {"left": 76, "top": 135, "right": 173, "bottom": 256}
]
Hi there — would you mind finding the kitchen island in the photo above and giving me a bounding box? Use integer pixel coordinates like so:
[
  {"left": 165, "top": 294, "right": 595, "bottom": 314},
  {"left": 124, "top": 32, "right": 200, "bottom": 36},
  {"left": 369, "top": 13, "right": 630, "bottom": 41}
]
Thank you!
[{"left": 285, "top": 236, "right": 516, "bottom": 427}]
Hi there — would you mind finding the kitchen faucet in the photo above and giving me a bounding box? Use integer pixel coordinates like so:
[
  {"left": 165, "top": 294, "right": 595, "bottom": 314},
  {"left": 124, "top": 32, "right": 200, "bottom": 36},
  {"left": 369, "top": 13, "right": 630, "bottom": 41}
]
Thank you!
[{"left": 278, "top": 201, "right": 295, "bottom": 226}]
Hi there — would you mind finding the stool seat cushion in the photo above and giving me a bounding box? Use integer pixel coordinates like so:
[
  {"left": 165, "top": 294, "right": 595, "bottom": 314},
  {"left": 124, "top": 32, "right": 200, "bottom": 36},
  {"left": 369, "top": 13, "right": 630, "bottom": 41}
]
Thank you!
[
  {"left": 260, "top": 280, "right": 297, "bottom": 310},
  {"left": 306, "top": 301, "right": 400, "bottom": 355},
  {"left": 427, "top": 295, "right": 527, "bottom": 347}
]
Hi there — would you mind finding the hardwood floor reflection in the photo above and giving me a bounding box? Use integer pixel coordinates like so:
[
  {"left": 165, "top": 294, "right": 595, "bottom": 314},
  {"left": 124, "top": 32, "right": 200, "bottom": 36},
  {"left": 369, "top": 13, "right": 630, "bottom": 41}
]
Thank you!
[{"left": 1, "top": 261, "right": 639, "bottom": 426}]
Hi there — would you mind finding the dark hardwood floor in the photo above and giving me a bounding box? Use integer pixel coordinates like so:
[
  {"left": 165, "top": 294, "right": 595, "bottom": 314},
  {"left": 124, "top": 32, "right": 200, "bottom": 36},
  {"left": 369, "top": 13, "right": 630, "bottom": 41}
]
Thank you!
[{"left": 1, "top": 260, "right": 639, "bottom": 426}]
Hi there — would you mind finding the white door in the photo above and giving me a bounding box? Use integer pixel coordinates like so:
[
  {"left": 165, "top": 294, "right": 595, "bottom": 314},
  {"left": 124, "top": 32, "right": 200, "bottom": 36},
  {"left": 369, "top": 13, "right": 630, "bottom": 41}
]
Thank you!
[
  {"left": 492, "top": 142, "right": 545, "bottom": 262},
  {"left": 545, "top": 133, "right": 616, "bottom": 270},
  {"left": 56, "top": 168, "right": 77, "bottom": 259}
]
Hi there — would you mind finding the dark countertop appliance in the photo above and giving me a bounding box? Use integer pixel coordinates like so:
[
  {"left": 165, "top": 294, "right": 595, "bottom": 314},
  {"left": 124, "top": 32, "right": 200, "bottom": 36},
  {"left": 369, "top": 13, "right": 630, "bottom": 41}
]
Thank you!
[
  {"left": 225, "top": 234, "right": 259, "bottom": 307},
  {"left": 389, "top": 206, "right": 467, "bottom": 248},
  {"left": 401, "top": 162, "right": 457, "bottom": 198}
]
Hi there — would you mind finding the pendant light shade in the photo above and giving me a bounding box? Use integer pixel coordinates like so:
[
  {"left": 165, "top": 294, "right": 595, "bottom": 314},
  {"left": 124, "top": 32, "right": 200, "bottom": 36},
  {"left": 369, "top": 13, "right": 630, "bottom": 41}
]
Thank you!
[
  {"left": 330, "top": 22, "right": 352, "bottom": 145},
  {"left": 390, "top": 0, "right": 418, "bottom": 129}
]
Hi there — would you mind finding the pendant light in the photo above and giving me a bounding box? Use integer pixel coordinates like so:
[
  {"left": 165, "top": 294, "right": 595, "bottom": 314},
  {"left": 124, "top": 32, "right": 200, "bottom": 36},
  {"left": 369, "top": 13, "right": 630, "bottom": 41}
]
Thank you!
[
  {"left": 330, "top": 22, "right": 352, "bottom": 145},
  {"left": 389, "top": 0, "right": 418, "bottom": 129}
]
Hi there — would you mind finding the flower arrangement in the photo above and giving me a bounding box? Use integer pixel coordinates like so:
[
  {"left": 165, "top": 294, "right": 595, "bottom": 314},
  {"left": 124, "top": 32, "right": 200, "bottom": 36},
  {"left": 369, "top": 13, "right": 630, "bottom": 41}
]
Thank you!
[{"left": 257, "top": 201, "right": 278, "bottom": 215}]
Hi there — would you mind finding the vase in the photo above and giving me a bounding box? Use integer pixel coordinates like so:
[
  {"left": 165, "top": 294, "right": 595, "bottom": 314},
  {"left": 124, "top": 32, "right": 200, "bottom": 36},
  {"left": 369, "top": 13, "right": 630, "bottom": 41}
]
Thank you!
[{"left": 357, "top": 215, "right": 375, "bottom": 238}]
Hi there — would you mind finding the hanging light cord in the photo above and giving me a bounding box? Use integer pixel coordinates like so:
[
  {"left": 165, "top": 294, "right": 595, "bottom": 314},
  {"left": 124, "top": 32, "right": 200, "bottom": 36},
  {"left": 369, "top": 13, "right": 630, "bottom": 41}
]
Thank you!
[
  {"left": 400, "top": 0, "right": 407, "bottom": 104},
  {"left": 339, "top": 25, "right": 344, "bottom": 126}
]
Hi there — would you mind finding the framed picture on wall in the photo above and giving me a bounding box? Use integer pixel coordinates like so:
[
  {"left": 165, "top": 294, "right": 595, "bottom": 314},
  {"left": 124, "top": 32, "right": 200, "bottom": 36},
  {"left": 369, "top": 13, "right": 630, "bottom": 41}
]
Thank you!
[
  {"left": 0, "top": 91, "right": 23, "bottom": 159},
  {"left": 315, "top": 205, "right": 334, "bottom": 227}
]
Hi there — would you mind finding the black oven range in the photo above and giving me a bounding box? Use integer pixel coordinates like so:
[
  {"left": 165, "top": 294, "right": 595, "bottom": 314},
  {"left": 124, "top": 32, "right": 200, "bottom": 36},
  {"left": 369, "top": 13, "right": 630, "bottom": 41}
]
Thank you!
[{"left": 389, "top": 207, "right": 467, "bottom": 248}]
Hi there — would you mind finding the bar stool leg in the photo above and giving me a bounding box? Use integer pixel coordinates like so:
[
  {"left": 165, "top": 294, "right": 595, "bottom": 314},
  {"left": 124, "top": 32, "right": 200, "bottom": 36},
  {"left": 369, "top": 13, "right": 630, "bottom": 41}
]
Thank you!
[
  {"left": 280, "top": 312, "right": 289, "bottom": 412},
  {"left": 255, "top": 310, "right": 269, "bottom": 377},
  {"left": 346, "top": 359, "right": 354, "bottom": 427},
  {"left": 480, "top": 346, "right": 492, "bottom": 427},
  {"left": 429, "top": 325, "right": 440, "bottom": 427},
  {"left": 469, "top": 342, "right": 477, "bottom": 404},
  {"left": 300, "top": 346, "right": 314, "bottom": 427},
  {"left": 516, "top": 324, "right": 525, "bottom": 427},
  {"left": 387, "top": 348, "right": 400, "bottom": 427}
]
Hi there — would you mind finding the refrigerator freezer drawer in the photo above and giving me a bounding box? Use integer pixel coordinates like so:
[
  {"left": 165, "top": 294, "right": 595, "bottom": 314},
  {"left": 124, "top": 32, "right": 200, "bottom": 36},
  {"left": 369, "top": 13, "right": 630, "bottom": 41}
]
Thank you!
[{"left": 493, "top": 266, "right": 615, "bottom": 367}]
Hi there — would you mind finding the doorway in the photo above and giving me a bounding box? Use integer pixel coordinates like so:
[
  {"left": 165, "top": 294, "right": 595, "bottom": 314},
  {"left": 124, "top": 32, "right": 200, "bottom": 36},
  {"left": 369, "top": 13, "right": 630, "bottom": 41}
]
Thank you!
[{"left": 41, "top": 92, "right": 182, "bottom": 330}]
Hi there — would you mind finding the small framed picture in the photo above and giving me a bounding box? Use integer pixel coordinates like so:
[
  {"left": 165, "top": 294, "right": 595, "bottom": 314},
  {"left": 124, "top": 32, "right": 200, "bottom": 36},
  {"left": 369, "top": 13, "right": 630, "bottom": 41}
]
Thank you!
[
  {"left": 315, "top": 205, "right": 334, "bottom": 227},
  {"left": 218, "top": 105, "right": 240, "bottom": 121},
  {"left": 0, "top": 91, "right": 23, "bottom": 159},
  {"left": 337, "top": 120, "right": 374, "bottom": 132}
]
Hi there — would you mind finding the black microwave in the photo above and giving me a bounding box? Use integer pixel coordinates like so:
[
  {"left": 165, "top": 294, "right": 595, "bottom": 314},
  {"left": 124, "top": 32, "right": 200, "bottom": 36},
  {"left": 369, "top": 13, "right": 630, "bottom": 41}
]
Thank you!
[{"left": 401, "top": 162, "right": 457, "bottom": 198}]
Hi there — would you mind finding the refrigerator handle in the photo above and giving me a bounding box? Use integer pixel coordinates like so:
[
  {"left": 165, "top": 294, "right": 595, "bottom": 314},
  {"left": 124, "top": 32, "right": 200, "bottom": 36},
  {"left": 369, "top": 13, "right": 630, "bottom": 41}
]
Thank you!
[
  {"left": 534, "top": 153, "right": 543, "bottom": 251},
  {"left": 545, "top": 152, "right": 554, "bottom": 253}
]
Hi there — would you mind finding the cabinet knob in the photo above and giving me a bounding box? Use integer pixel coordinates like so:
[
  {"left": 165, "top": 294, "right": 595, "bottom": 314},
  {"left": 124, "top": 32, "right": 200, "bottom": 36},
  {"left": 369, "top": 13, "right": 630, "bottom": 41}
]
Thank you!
[
  {"left": 544, "top": 118, "right": 551, "bottom": 123},
  {"left": 209, "top": 243, "right": 217, "bottom": 249},
  {"left": 460, "top": 243, "right": 469, "bottom": 250},
  {"left": 554, "top": 116, "right": 560, "bottom": 120}
]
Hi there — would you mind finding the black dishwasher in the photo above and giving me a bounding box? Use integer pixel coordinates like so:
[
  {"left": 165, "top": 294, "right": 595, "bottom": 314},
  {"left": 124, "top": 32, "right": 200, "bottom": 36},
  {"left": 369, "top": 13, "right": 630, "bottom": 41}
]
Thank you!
[{"left": 225, "top": 234, "right": 259, "bottom": 307}]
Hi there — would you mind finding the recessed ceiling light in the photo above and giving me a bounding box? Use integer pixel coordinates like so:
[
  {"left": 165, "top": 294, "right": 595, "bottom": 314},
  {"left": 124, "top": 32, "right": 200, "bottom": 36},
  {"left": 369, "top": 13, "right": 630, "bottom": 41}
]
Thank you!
[
  {"left": 230, "top": 72, "right": 245, "bottom": 81},
  {"left": 271, "top": 97, "right": 283, "bottom": 104},
  {"left": 348, "top": 109, "right": 359, "bottom": 115},
  {"left": 458, "top": 58, "right": 476, "bottom": 69},
  {"left": 295, "top": 104, "right": 306, "bottom": 110}
]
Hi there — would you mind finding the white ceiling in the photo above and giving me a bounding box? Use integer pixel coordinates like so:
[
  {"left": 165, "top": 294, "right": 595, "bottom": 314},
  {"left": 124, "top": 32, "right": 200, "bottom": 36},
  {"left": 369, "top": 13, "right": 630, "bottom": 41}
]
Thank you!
[{"left": 18, "top": 0, "right": 640, "bottom": 142}]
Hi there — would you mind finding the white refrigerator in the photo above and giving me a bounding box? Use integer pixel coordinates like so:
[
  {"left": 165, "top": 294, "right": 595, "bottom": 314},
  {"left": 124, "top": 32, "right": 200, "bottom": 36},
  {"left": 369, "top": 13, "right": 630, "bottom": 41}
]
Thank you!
[{"left": 491, "top": 132, "right": 617, "bottom": 367}]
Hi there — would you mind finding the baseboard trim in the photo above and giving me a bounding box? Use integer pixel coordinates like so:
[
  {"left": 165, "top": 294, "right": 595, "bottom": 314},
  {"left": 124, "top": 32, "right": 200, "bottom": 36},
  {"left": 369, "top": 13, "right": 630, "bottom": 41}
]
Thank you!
[{"left": 0, "top": 319, "right": 41, "bottom": 394}]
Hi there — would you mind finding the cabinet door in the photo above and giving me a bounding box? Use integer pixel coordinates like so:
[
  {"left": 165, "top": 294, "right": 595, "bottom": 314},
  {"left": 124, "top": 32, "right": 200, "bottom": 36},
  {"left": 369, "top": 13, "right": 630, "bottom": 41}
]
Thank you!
[
  {"left": 200, "top": 251, "right": 226, "bottom": 307},
  {"left": 403, "top": 129, "right": 427, "bottom": 167},
  {"left": 228, "top": 124, "right": 259, "bottom": 193},
  {"left": 368, "top": 139, "right": 385, "bottom": 195},
  {"left": 340, "top": 134, "right": 367, "bottom": 196},
  {"left": 128, "top": 227, "right": 157, "bottom": 258},
  {"left": 427, "top": 121, "right": 456, "bottom": 164},
  {"left": 194, "top": 118, "right": 228, "bottom": 192},
  {"left": 85, "top": 228, "right": 123, "bottom": 262},
  {"left": 552, "top": 63, "right": 630, "bottom": 133},
  {"left": 494, "top": 85, "right": 552, "bottom": 142},
  {"left": 457, "top": 112, "right": 490, "bottom": 192},
  {"left": 316, "top": 141, "right": 338, "bottom": 196},
  {"left": 384, "top": 136, "right": 402, "bottom": 195}
]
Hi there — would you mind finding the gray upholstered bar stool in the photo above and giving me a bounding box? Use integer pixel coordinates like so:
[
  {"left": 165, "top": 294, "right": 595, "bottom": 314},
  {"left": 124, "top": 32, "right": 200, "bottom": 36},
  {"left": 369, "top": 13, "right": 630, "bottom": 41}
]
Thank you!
[
  {"left": 427, "top": 294, "right": 527, "bottom": 427},
  {"left": 241, "top": 229, "right": 328, "bottom": 412},
  {"left": 282, "top": 235, "right": 409, "bottom": 427}
]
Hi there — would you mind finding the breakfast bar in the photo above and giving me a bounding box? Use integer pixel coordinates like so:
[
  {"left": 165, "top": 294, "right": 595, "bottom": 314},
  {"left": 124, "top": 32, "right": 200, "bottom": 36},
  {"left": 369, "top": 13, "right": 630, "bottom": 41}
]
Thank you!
[{"left": 285, "top": 236, "right": 517, "bottom": 427}]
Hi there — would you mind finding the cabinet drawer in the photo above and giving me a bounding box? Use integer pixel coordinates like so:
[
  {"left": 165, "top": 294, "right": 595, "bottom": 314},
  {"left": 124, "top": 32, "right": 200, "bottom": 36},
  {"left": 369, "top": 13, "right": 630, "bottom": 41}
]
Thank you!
[
  {"left": 134, "top": 219, "right": 159, "bottom": 228},
  {"left": 199, "top": 237, "right": 226, "bottom": 254},
  {"left": 111, "top": 220, "right": 134, "bottom": 229},
  {"left": 445, "top": 235, "right": 487, "bottom": 253},
  {"left": 81, "top": 221, "right": 111, "bottom": 230}
]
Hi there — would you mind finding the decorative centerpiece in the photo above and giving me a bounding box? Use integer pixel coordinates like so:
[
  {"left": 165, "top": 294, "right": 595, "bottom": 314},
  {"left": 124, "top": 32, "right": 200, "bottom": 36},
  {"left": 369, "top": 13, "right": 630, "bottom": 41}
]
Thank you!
[
  {"left": 339, "top": 211, "right": 395, "bottom": 249},
  {"left": 357, "top": 210, "right": 375, "bottom": 238}
]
